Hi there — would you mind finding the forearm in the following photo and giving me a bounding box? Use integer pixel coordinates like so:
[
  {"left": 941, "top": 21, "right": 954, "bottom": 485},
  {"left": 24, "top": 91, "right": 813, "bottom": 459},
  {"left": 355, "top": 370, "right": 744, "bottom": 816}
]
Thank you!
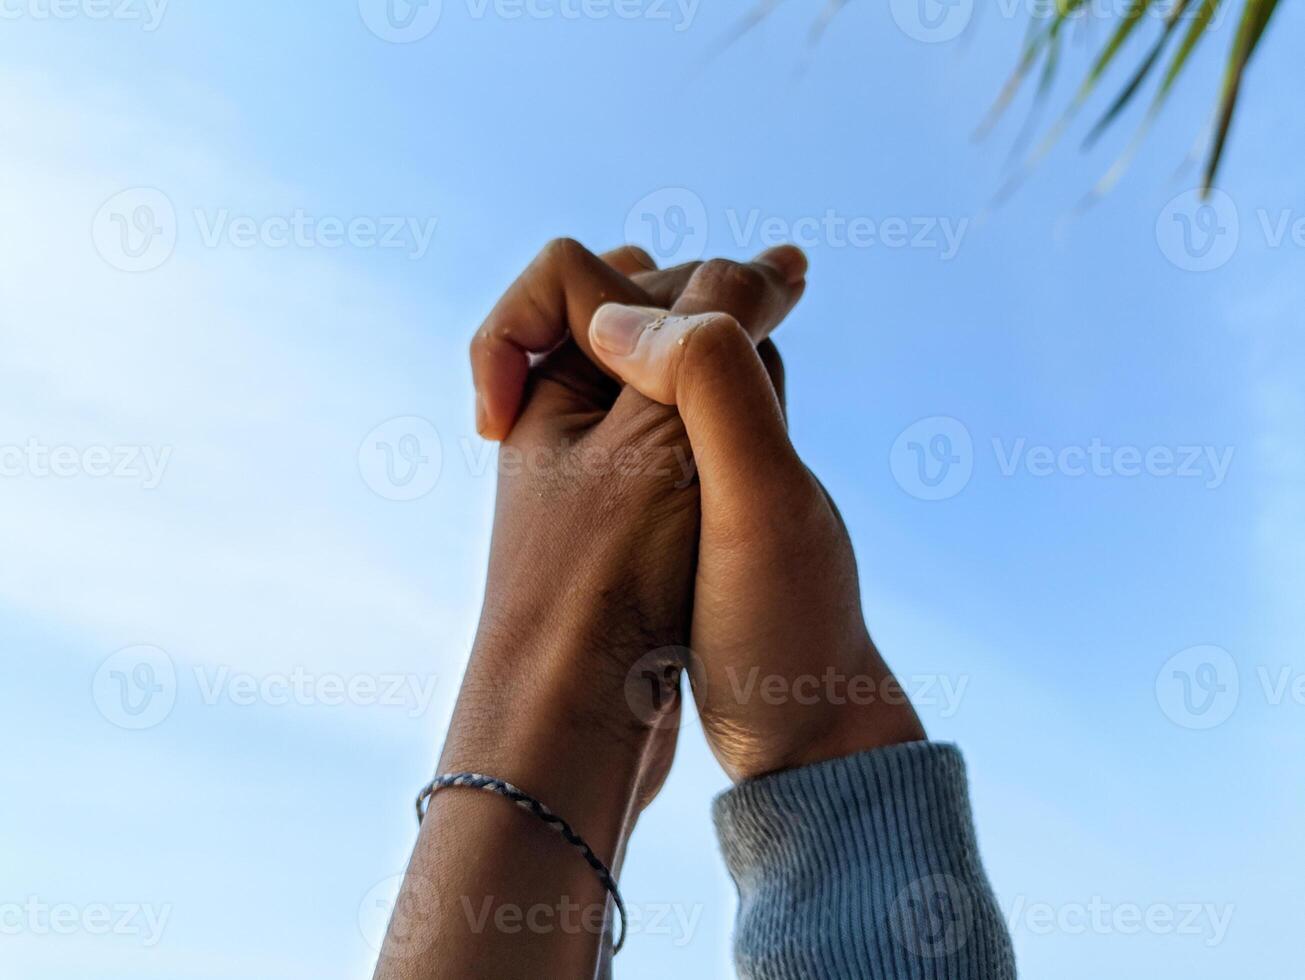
[{"left": 373, "top": 651, "right": 654, "bottom": 980}]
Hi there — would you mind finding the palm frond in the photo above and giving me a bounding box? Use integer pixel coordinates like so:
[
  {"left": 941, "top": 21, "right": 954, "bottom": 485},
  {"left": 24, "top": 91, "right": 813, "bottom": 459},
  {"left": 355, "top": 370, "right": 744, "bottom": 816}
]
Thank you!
[
  {"left": 712, "top": 0, "right": 1282, "bottom": 198},
  {"left": 1205, "top": 0, "right": 1281, "bottom": 189},
  {"left": 987, "top": 0, "right": 1280, "bottom": 197}
]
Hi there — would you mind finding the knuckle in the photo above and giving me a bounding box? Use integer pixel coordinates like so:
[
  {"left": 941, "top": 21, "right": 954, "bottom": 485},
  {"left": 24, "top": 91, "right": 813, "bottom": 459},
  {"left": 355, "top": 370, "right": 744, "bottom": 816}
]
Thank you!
[
  {"left": 617, "top": 244, "right": 655, "bottom": 268},
  {"left": 685, "top": 315, "right": 747, "bottom": 359},
  {"left": 693, "top": 258, "right": 765, "bottom": 296},
  {"left": 539, "top": 236, "right": 587, "bottom": 269},
  {"left": 679, "top": 316, "right": 749, "bottom": 386}
]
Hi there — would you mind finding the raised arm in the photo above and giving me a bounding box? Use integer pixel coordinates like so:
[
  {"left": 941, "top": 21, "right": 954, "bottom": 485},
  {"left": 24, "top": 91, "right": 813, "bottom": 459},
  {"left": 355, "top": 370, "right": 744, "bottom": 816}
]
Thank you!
[
  {"left": 373, "top": 241, "right": 805, "bottom": 979},
  {"left": 588, "top": 300, "right": 1017, "bottom": 978}
]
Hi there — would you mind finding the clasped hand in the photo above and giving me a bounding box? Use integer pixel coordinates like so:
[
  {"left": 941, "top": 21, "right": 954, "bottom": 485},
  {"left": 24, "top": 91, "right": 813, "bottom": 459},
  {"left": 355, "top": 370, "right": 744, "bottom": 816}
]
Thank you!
[{"left": 376, "top": 238, "right": 924, "bottom": 980}]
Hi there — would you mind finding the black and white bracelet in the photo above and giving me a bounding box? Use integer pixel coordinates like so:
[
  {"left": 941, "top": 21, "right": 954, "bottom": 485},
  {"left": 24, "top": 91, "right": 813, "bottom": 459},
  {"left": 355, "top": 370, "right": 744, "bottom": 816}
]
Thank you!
[{"left": 416, "top": 772, "right": 629, "bottom": 953}]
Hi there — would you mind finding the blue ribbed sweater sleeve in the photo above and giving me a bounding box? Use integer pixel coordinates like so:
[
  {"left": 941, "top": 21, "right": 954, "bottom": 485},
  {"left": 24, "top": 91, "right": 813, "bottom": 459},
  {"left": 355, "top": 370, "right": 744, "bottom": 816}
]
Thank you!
[{"left": 712, "top": 741, "right": 1015, "bottom": 979}]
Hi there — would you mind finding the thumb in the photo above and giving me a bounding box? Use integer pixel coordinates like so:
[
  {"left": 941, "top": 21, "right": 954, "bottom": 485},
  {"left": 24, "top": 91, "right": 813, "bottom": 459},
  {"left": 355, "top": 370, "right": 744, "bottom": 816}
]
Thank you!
[{"left": 587, "top": 304, "right": 804, "bottom": 498}]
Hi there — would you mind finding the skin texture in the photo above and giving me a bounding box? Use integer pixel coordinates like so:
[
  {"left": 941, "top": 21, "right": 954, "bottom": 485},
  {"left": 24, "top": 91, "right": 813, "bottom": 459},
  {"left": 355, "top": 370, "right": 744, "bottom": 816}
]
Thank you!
[
  {"left": 586, "top": 301, "right": 926, "bottom": 780},
  {"left": 375, "top": 239, "right": 924, "bottom": 979},
  {"left": 374, "top": 242, "right": 807, "bottom": 980}
]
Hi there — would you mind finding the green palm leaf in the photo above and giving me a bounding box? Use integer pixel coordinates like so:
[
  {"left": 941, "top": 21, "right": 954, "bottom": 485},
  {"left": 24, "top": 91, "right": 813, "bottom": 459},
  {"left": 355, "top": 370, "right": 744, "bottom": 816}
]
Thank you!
[
  {"left": 989, "top": 0, "right": 1282, "bottom": 196},
  {"left": 715, "top": 0, "right": 1283, "bottom": 197}
]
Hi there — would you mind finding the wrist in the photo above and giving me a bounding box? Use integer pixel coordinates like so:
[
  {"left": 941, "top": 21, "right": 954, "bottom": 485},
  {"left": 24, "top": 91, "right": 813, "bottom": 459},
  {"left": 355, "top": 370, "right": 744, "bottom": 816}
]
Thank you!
[
  {"left": 439, "top": 640, "right": 657, "bottom": 864},
  {"left": 709, "top": 644, "right": 929, "bottom": 782}
]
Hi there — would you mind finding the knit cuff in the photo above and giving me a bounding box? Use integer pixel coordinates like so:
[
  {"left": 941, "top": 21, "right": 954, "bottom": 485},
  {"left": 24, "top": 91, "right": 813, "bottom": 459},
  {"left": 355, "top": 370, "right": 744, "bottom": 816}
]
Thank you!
[{"left": 713, "top": 741, "right": 1015, "bottom": 980}]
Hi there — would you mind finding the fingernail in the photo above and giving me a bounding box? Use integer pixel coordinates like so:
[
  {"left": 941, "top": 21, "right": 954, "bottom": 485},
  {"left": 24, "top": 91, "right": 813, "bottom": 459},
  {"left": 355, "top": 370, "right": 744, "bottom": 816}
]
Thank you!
[
  {"left": 755, "top": 245, "right": 808, "bottom": 285},
  {"left": 592, "top": 304, "right": 657, "bottom": 357}
]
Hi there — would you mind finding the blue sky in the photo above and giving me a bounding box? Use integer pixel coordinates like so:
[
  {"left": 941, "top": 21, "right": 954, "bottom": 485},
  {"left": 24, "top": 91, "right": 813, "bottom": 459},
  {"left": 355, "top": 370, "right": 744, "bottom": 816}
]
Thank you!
[{"left": 1, "top": 1, "right": 1302, "bottom": 977}]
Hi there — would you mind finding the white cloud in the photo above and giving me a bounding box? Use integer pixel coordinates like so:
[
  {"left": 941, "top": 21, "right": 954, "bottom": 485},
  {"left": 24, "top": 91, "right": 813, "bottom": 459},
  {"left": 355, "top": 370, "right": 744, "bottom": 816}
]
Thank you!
[{"left": 0, "top": 68, "right": 485, "bottom": 691}]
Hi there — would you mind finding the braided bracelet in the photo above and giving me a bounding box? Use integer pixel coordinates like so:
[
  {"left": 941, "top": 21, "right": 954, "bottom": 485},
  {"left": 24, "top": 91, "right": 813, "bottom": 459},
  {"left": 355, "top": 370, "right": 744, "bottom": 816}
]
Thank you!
[{"left": 416, "top": 772, "right": 628, "bottom": 953}]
